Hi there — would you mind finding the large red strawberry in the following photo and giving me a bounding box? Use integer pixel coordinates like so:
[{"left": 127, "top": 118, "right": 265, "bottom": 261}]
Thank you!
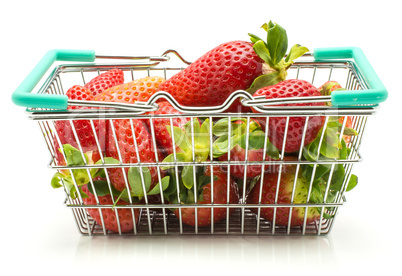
[
  {"left": 247, "top": 170, "right": 321, "bottom": 227},
  {"left": 159, "top": 21, "right": 308, "bottom": 112},
  {"left": 84, "top": 68, "right": 124, "bottom": 97},
  {"left": 54, "top": 85, "right": 107, "bottom": 164},
  {"left": 81, "top": 184, "right": 139, "bottom": 233},
  {"left": 252, "top": 79, "right": 325, "bottom": 153},
  {"left": 159, "top": 41, "right": 261, "bottom": 113},
  {"left": 173, "top": 166, "right": 239, "bottom": 227}
]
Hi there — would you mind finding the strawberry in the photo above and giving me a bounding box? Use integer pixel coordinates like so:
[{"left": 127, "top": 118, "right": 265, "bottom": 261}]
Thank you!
[
  {"left": 159, "top": 41, "right": 261, "bottom": 113},
  {"left": 146, "top": 101, "right": 192, "bottom": 156},
  {"left": 252, "top": 79, "right": 325, "bottom": 153},
  {"left": 264, "top": 155, "right": 299, "bottom": 174},
  {"left": 247, "top": 171, "right": 321, "bottom": 227},
  {"left": 84, "top": 68, "right": 124, "bottom": 97},
  {"left": 162, "top": 118, "right": 211, "bottom": 168},
  {"left": 65, "top": 85, "right": 93, "bottom": 102},
  {"left": 93, "top": 76, "right": 165, "bottom": 104},
  {"left": 159, "top": 21, "right": 308, "bottom": 112},
  {"left": 318, "top": 80, "right": 355, "bottom": 144},
  {"left": 54, "top": 85, "right": 107, "bottom": 164},
  {"left": 106, "top": 118, "right": 164, "bottom": 192},
  {"left": 50, "top": 146, "right": 168, "bottom": 233},
  {"left": 160, "top": 118, "right": 239, "bottom": 227},
  {"left": 318, "top": 80, "right": 342, "bottom": 98},
  {"left": 218, "top": 144, "right": 267, "bottom": 179},
  {"left": 81, "top": 184, "right": 139, "bottom": 233},
  {"left": 92, "top": 76, "right": 166, "bottom": 192},
  {"left": 173, "top": 166, "right": 239, "bottom": 227},
  {"left": 213, "top": 118, "right": 279, "bottom": 179}
]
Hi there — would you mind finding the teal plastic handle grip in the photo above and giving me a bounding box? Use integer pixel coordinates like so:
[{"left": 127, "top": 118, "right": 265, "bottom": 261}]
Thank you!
[
  {"left": 12, "top": 49, "right": 96, "bottom": 109},
  {"left": 313, "top": 47, "right": 387, "bottom": 106}
]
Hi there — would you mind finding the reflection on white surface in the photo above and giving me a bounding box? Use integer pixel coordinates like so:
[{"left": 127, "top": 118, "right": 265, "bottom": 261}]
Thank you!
[{"left": 74, "top": 235, "right": 337, "bottom": 273}]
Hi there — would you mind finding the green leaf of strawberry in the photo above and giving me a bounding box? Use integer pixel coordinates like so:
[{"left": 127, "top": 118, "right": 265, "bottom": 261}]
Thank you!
[
  {"left": 91, "top": 157, "right": 120, "bottom": 179},
  {"left": 212, "top": 134, "right": 241, "bottom": 158},
  {"left": 265, "top": 21, "right": 288, "bottom": 66},
  {"left": 182, "top": 166, "right": 195, "bottom": 189},
  {"left": 247, "top": 21, "right": 309, "bottom": 93},
  {"left": 253, "top": 40, "right": 274, "bottom": 68},
  {"left": 284, "top": 44, "right": 309, "bottom": 67},
  {"left": 346, "top": 174, "right": 358, "bottom": 192},
  {"left": 327, "top": 164, "right": 346, "bottom": 191},
  {"left": 343, "top": 127, "right": 358, "bottom": 136},
  {"left": 87, "top": 180, "right": 116, "bottom": 197},
  {"left": 126, "top": 167, "right": 171, "bottom": 198},
  {"left": 161, "top": 119, "right": 218, "bottom": 203},
  {"left": 51, "top": 144, "right": 95, "bottom": 195},
  {"left": 161, "top": 152, "right": 189, "bottom": 170},
  {"left": 238, "top": 130, "right": 266, "bottom": 150},
  {"left": 248, "top": 33, "right": 265, "bottom": 45},
  {"left": 51, "top": 172, "right": 65, "bottom": 189},
  {"left": 147, "top": 176, "right": 171, "bottom": 195},
  {"left": 60, "top": 144, "right": 89, "bottom": 166},
  {"left": 167, "top": 126, "right": 192, "bottom": 154},
  {"left": 164, "top": 169, "right": 179, "bottom": 202},
  {"left": 320, "top": 143, "right": 340, "bottom": 159},
  {"left": 212, "top": 118, "right": 278, "bottom": 159},
  {"left": 246, "top": 71, "right": 285, "bottom": 94},
  {"left": 303, "top": 123, "right": 353, "bottom": 161},
  {"left": 212, "top": 117, "right": 245, "bottom": 137},
  {"left": 128, "top": 167, "right": 152, "bottom": 197}
]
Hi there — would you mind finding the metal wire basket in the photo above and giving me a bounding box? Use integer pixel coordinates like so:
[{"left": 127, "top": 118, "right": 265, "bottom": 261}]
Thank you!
[{"left": 13, "top": 47, "right": 387, "bottom": 236}]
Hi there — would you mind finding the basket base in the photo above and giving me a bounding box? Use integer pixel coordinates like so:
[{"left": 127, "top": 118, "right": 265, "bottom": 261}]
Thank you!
[{"left": 70, "top": 207, "right": 336, "bottom": 236}]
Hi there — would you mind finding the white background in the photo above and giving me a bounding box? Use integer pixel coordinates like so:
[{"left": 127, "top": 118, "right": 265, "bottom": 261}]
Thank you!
[{"left": 1, "top": 0, "right": 400, "bottom": 274}]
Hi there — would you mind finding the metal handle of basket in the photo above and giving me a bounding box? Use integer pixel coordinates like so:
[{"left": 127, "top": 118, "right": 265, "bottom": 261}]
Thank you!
[
  {"left": 12, "top": 49, "right": 96, "bottom": 109},
  {"left": 11, "top": 49, "right": 171, "bottom": 109},
  {"left": 314, "top": 47, "right": 387, "bottom": 106}
]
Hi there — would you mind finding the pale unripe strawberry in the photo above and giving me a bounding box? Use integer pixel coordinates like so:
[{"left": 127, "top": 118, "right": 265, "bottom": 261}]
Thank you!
[{"left": 318, "top": 80, "right": 342, "bottom": 96}]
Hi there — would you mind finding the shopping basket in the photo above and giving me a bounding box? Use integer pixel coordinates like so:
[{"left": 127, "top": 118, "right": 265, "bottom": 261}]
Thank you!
[{"left": 12, "top": 47, "right": 387, "bottom": 236}]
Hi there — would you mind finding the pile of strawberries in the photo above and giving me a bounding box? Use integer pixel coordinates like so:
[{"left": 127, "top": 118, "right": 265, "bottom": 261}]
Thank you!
[{"left": 52, "top": 21, "right": 357, "bottom": 233}]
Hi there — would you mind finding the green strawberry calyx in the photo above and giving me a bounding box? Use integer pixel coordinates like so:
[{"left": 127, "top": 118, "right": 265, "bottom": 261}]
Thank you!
[
  {"left": 247, "top": 21, "right": 309, "bottom": 93},
  {"left": 301, "top": 119, "right": 359, "bottom": 218},
  {"left": 162, "top": 119, "right": 212, "bottom": 190},
  {"left": 161, "top": 118, "right": 219, "bottom": 206},
  {"left": 51, "top": 144, "right": 170, "bottom": 204},
  {"left": 319, "top": 81, "right": 343, "bottom": 97},
  {"left": 211, "top": 117, "right": 279, "bottom": 159}
]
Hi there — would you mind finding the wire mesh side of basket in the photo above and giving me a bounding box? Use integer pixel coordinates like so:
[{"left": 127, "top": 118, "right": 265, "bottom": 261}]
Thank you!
[
  {"left": 48, "top": 111, "right": 363, "bottom": 237},
  {"left": 32, "top": 57, "right": 373, "bottom": 236}
]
